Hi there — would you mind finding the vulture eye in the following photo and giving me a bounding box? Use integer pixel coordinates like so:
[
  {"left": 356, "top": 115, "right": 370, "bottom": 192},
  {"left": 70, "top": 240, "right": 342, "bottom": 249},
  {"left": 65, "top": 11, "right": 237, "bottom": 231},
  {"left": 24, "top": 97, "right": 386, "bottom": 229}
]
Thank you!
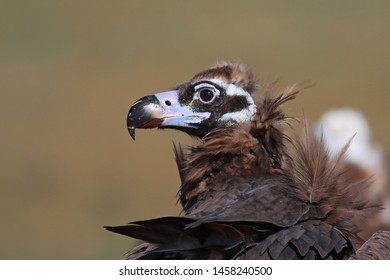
[
  {"left": 199, "top": 89, "right": 215, "bottom": 103},
  {"left": 195, "top": 84, "right": 219, "bottom": 104}
]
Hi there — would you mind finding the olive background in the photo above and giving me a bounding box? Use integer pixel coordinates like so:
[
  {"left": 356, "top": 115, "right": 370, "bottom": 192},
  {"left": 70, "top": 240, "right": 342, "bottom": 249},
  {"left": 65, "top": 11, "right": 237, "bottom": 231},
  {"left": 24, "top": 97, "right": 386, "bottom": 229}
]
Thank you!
[{"left": 1, "top": 0, "right": 389, "bottom": 259}]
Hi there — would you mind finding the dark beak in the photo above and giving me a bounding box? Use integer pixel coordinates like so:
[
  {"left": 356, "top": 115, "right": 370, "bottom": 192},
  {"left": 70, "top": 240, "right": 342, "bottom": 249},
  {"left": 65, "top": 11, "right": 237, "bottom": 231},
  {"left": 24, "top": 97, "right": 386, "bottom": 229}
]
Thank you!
[{"left": 127, "top": 90, "right": 210, "bottom": 140}]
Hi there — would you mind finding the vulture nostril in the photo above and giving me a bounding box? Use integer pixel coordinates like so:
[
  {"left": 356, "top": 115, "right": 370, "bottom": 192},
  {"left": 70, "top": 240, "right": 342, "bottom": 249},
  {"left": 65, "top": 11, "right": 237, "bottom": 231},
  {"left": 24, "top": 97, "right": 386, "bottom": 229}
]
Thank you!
[{"left": 165, "top": 100, "right": 172, "bottom": 106}]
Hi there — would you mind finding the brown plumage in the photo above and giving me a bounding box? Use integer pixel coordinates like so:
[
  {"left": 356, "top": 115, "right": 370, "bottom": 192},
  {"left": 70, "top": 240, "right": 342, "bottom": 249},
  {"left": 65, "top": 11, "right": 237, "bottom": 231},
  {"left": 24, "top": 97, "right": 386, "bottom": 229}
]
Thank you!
[
  {"left": 106, "top": 62, "right": 390, "bottom": 259},
  {"left": 349, "top": 231, "right": 390, "bottom": 260}
]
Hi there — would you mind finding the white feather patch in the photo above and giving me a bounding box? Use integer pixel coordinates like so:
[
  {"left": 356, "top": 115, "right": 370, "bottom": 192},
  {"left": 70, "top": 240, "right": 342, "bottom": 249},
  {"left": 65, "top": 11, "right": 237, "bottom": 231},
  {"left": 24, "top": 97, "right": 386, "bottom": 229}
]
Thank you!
[
  {"left": 208, "top": 78, "right": 257, "bottom": 123},
  {"left": 208, "top": 78, "right": 250, "bottom": 97},
  {"left": 219, "top": 104, "right": 257, "bottom": 123}
]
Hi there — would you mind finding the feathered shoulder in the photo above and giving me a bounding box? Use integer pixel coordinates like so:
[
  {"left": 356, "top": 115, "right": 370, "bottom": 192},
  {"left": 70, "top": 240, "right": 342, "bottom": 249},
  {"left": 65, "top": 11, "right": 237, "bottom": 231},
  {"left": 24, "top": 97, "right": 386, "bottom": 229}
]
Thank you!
[{"left": 288, "top": 125, "right": 380, "bottom": 246}]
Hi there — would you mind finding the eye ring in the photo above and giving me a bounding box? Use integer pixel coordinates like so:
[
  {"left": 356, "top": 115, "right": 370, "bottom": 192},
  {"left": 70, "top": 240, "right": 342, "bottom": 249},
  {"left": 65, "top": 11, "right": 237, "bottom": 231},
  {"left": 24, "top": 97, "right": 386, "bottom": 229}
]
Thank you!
[
  {"left": 199, "top": 88, "right": 215, "bottom": 103},
  {"left": 197, "top": 87, "right": 218, "bottom": 104}
]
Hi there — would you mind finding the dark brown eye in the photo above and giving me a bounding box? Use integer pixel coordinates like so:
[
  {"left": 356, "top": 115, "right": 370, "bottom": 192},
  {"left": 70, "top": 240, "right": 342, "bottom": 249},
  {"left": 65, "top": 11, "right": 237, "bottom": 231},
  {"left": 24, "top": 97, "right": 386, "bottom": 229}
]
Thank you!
[{"left": 199, "top": 88, "right": 216, "bottom": 103}]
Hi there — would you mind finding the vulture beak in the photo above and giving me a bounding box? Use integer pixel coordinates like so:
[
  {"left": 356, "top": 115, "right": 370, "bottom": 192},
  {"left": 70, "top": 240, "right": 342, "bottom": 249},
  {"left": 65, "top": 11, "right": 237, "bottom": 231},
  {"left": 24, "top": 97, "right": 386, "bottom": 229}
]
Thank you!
[{"left": 127, "top": 90, "right": 210, "bottom": 140}]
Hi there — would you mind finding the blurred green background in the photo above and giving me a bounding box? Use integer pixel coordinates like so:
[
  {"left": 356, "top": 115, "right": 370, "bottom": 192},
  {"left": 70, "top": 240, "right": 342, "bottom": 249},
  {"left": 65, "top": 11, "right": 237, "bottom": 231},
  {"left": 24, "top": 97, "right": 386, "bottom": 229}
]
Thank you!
[{"left": 0, "top": 0, "right": 389, "bottom": 259}]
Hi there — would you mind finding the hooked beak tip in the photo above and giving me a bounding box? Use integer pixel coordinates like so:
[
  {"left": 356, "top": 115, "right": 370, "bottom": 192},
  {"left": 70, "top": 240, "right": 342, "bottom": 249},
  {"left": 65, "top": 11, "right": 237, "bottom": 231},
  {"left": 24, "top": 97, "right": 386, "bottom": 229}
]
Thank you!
[
  {"left": 128, "top": 126, "right": 136, "bottom": 140},
  {"left": 126, "top": 94, "right": 162, "bottom": 140}
]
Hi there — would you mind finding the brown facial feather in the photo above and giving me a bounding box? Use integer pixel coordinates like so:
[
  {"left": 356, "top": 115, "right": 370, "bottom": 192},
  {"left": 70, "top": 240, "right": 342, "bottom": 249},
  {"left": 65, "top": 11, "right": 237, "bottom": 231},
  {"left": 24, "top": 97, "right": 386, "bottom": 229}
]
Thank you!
[{"left": 191, "top": 61, "right": 258, "bottom": 95}]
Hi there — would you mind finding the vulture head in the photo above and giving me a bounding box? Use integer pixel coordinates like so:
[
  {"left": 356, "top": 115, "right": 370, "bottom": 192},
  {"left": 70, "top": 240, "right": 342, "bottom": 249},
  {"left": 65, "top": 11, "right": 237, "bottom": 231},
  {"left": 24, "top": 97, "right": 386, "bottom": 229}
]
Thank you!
[
  {"left": 127, "top": 62, "right": 258, "bottom": 139},
  {"left": 127, "top": 62, "right": 312, "bottom": 211}
]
